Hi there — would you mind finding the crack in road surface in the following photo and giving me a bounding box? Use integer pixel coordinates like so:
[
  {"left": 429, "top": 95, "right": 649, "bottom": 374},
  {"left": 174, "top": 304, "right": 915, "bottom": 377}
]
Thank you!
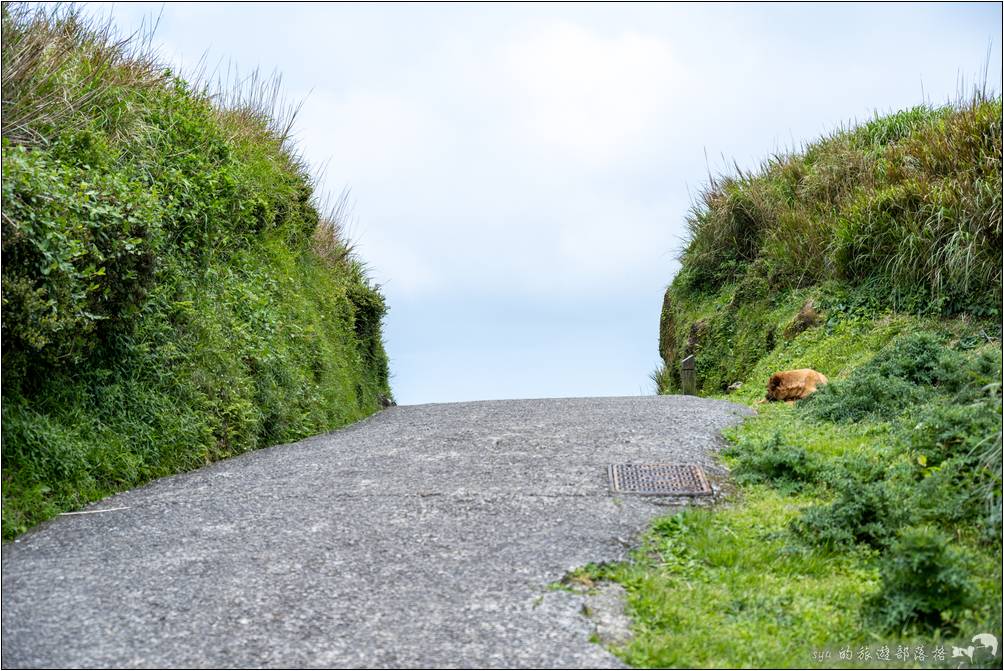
[{"left": 2, "top": 396, "right": 751, "bottom": 668}]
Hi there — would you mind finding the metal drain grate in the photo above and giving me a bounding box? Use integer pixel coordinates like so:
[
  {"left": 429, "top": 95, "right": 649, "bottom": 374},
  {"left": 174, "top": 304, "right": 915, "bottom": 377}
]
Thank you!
[{"left": 608, "top": 463, "right": 712, "bottom": 496}]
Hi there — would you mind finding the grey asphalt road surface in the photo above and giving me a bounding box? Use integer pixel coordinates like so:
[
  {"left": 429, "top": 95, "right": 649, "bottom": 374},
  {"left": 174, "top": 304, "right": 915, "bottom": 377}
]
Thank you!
[{"left": 2, "top": 395, "right": 751, "bottom": 669}]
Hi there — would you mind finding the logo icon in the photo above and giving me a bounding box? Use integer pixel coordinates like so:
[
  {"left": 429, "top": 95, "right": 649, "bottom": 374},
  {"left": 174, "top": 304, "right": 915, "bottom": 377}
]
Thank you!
[
  {"left": 971, "top": 633, "right": 998, "bottom": 657},
  {"left": 952, "top": 634, "right": 999, "bottom": 665}
]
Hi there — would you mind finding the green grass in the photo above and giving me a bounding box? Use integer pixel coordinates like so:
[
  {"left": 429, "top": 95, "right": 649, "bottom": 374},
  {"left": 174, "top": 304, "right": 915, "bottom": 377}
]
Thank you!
[
  {"left": 675, "top": 98, "right": 1001, "bottom": 317},
  {"left": 620, "top": 95, "right": 1003, "bottom": 666},
  {"left": 1, "top": 4, "right": 390, "bottom": 538},
  {"left": 610, "top": 317, "right": 1003, "bottom": 668},
  {"left": 590, "top": 425, "right": 1001, "bottom": 667},
  {"left": 657, "top": 93, "right": 1001, "bottom": 397},
  {"left": 590, "top": 488, "right": 879, "bottom": 667}
]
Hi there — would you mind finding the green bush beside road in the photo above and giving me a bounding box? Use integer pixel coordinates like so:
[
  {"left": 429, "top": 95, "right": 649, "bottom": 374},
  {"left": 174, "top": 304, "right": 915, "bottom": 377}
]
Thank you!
[{"left": 1, "top": 4, "right": 391, "bottom": 539}]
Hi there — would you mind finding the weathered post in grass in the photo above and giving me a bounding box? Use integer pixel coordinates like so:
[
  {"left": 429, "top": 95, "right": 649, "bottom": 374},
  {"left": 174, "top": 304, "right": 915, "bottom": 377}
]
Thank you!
[{"left": 680, "top": 355, "right": 696, "bottom": 395}]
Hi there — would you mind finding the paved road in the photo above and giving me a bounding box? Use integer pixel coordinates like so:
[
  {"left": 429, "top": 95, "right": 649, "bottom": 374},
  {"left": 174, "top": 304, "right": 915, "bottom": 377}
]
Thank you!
[{"left": 2, "top": 396, "right": 751, "bottom": 669}]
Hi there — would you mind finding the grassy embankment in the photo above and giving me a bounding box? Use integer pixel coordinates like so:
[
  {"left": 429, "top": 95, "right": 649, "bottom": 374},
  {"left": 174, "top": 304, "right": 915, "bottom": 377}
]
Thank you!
[
  {"left": 582, "top": 96, "right": 1003, "bottom": 667},
  {"left": 1, "top": 5, "right": 391, "bottom": 539}
]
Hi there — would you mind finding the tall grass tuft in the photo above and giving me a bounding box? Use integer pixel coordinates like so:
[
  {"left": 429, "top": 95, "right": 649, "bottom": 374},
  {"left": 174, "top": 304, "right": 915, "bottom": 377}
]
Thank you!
[
  {"left": 312, "top": 187, "right": 357, "bottom": 271},
  {"left": 676, "top": 94, "right": 1002, "bottom": 318},
  {"left": 1, "top": 3, "right": 164, "bottom": 146}
]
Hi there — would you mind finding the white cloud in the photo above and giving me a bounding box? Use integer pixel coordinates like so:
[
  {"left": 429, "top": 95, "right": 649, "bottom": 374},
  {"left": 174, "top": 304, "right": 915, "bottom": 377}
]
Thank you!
[
  {"left": 357, "top": 227, "right": 442, "bottom": 297},
  {"left": 501, "top": 22, "right": 683, "bottom": 163},
  {"left": 557, "top": 212, "right": 668, "bottom": 280},
  {"left": 281, "top": 21, "right": 688, "bottom": 301},
  {"left": 297, "top": 90, "right": 441, "bottom": 182}
]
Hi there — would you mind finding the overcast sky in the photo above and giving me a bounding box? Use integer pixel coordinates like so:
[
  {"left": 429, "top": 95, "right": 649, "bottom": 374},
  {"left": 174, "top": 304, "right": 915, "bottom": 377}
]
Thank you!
[{"left": 91, "top": 2, "right": 1001, "bottom": 404}]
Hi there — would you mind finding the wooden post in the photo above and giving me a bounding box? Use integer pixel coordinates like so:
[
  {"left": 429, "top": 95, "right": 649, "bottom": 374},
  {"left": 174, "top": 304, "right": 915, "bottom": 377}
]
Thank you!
[{"left": 680, "top": 354, "right": 696, "bottom": 395}]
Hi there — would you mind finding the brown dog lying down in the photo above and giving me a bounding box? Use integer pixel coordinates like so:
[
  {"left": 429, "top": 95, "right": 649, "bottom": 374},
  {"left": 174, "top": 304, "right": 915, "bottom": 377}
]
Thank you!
[{"left": 766, "top": 369, "right": 828, "bottom": 402}]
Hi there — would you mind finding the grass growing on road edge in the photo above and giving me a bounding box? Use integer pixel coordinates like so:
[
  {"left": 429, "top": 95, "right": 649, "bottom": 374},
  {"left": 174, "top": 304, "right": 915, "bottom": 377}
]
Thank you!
[
  {"left": 597, "top": 95, "right": 1002, "bottom": 667},
  {"left": 1, "top": 4, "right": 391, "bottom": 538},
  {"left": 588, "top": 319, "right": 1002, "bottom": 667}
]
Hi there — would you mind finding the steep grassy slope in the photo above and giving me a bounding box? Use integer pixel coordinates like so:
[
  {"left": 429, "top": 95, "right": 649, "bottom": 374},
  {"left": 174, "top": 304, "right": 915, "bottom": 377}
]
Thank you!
[
  {"left": 1, "top": 5, "right": 390, "bottom": 538},
  {"left": 592, "top": 96, "right": 1002, "bottom": 668},
  {"left": 656, "top": 97, "right": 1000, "bottom": 395}
]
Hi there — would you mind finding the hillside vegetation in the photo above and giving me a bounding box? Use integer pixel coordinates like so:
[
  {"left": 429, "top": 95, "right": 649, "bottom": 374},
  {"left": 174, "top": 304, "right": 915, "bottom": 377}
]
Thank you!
[
  {"left": 1, "top": 4, "right": 390, "bottom": 539},
  {"left": 591, "top": 94, "right": 1002, "bottom": 668},
  {"left": 658, "top": 96, "right": 1000, "bottom": 395}
]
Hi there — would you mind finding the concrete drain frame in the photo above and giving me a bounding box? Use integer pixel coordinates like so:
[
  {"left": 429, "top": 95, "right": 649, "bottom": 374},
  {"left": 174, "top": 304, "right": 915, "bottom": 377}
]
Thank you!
[{"left": 607, "top": 463, "right": 713, "bottom": 496}]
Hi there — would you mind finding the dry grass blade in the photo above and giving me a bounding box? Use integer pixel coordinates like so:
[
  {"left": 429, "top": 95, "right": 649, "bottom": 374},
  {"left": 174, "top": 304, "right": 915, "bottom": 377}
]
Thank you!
[
  {"left": 1, "top": 2, "right": 165, "bottom": 146},
  {"left": 2, "top": 1, "right": 362, "bottom": 271},
  {"left": 312, "top": 187, "right": 357, "bottom": 270},
  {"left": 208, "top": 64, "right": 305, "bottom": 152},
  {"left": 674, "top": 88, "right": 1001, "bottom": 316}
]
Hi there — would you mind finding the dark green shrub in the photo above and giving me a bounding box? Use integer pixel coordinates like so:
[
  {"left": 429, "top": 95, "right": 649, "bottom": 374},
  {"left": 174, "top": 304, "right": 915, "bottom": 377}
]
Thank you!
[
  {"left": 868, "top": 525, "right": 976, "bottom": 633},
  {"left": 802, "top": 332, "right": 969, "bottom": 423},
  {"left": 793, "top": 455, "right": 907, "bottom": 549},
  {"left": 346, "top": 281, "right": 390, "bottom": 388},
  {"left": 1, "top": 143, "right": 162, "bottom": 376},
  {"left": 947, "top": 347, "right": 1003, "bottom": 403},
  {"left": 906, "top": 395, "right": 1001, "bottom": 469},
  {"left": 724, "top": 432, "right": 820, "bottom": 494},
  {"left": 796, "top": 340, "right": 1001, "bottom": 552},
  {"left": 906, "top": 391, "right": 1003, "bottom": 539},
  {"left": 873, "top": 332, "right": 950, "bottom": 385},
  {"left": 804, "top": 370, "right": 923, "bottom": 422},
  {"left": 730, "top": 263, "right": 770, "bottom": 305}
]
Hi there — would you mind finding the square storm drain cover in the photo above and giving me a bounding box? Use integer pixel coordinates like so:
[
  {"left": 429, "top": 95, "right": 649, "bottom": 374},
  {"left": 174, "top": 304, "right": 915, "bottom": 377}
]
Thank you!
[{"left": 607, "top": 463, "right": 712, "bottom": 496}]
